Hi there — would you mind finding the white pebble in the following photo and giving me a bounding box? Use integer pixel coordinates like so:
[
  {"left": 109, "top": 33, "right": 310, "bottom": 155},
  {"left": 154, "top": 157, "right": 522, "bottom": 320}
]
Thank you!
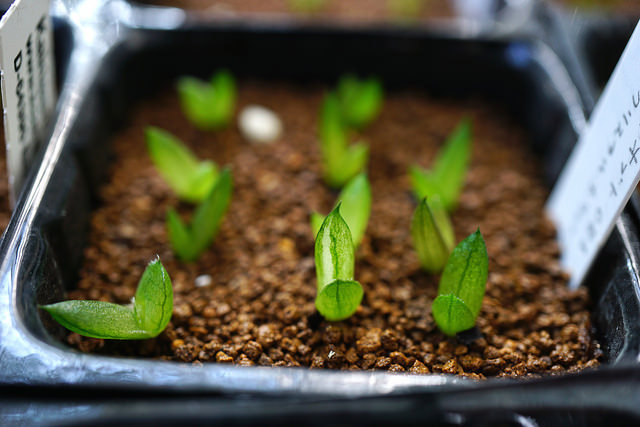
[
  {"left": 195, "top": 274, "right": 212, "bottom": 288},
  {"left": 238, "top": 105, "right": 282, "bottom": 144}
]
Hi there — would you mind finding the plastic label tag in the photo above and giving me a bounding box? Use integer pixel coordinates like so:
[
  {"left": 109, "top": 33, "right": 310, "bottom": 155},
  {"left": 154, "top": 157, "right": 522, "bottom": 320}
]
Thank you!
[
  {"left": 0, "top": 0, "right": 56, "bottom": 204},
  {"left": 547, "top": 20, "right": 640, "bottom": 289}
]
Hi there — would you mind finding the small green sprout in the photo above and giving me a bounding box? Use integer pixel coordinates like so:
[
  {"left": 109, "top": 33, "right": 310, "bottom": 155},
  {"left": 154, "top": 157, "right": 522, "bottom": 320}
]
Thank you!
[
  {"left": 167, "top": 167, "right": 233, "bottom": 261},
  {"left": 177, "top": 70, "right": 236, "bottom": 130},
  {"left": 411, "top": 196, "right": 455, "bottom": 273},
  {"left": 319, "top": 92, "right": 369, "bottom": 188},
  {"left": 146, "top": 126, "right": 219, "bottom": 203},
  {"left": 311, "top": 172, "right": 372, "bottom": 246},
  {"left": 315, "top": 204, "right": 364, "bottom": 321},
  {"left": 288, "top": 0, "right": 327, "bottom": 13},
  {"left": 41, "top": 259, "right": 172, "bottom": 340},
  {"left": 410, "top": 118, "right": 472, "bottom": 211},
  {"left": 336, "top": 75, "right": 384, "bottom": 129},
  {"left": 432, "top": 230, "right": 488, "bottom": 336}
]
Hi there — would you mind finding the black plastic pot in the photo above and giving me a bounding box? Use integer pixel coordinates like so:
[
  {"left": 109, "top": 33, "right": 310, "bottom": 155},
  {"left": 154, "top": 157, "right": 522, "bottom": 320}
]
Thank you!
[{"left": 1, "top": 2, "right": 640, "bottom": 425}]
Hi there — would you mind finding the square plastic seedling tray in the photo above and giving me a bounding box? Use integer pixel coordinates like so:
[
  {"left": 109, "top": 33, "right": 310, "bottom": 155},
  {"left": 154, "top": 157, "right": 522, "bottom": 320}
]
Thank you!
[{"left": 1, "top": 2, "right": 640, "bottom": 425}]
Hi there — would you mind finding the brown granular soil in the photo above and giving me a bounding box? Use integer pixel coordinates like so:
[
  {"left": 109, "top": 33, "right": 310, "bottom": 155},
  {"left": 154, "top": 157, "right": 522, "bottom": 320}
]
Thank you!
[
  {"left": 134, "top": 0, "right": 453, "bottom": 22},
  {"left": 65, "top": 81, "right": 602, "bottom": 378}
]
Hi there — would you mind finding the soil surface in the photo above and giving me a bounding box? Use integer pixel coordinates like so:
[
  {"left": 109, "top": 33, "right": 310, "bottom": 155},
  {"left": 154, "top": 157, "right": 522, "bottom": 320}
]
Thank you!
[
  {"left": 134, "top": 0, "right": 453, "bottom": 21},
  {"left": 66, "top": 81, "right": 602, "bottom": 378}
]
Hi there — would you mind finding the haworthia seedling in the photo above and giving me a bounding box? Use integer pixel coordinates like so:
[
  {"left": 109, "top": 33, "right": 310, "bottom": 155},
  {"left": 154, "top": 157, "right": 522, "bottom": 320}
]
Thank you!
[
  {"left": 314, "top": 204, "right": 364, "bottom": 321},
  {"left": 177, "top": 70, "right": 236, "bottom": 130},
  {"left": 410, "top": 118, "right": 472, "bottom": 211},
  {"left": 319, "top": 92, "right": 369, "bottom": 188},
  {"left": 41, "top": 259, "right": 173, "bottom": 340},
  {"left": 431, "top": 229, "right": 488, "bottom": 336},
  {"left": 336, "top": 74, "right": 384, "bottom": 129},
  {"left": 411, "top": 196, "right": 455, "bottom": 273},
  {"left": 146, "top": 126, "right": 219, "bottom": 203},
  {"left": 167, "top": 167, "right": 233, "bottom": 261}
]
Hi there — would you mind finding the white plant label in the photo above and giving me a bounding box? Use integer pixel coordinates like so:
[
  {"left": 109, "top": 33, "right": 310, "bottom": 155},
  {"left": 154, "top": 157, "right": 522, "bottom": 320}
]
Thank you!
[
  {"left": 0, "top": 0, "right": 56, "bottom": 204},
  {"left": 547, "top": 21, "right": 640, "bottom": 289}
]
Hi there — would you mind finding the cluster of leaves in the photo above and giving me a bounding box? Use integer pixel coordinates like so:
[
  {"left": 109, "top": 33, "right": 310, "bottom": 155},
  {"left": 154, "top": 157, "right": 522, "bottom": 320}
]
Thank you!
[
  {"left": 178, "top": 70, "right": 236, "bottom": 130},
  {"left": 314, "top": 205, "right": 364, "bottom": 321},
  {"left": 319, "top": 75, "right": 383, "bottom": 188},
  {"left": 146, "top": 127, "right": 233, "bottom": 261},
  {"left": 409, "top": 119, "right": 488, "bottom": 336},
  {"left": 311, "top": 173, "right": 371, "bottom": 247},
  {"left": 409, "top": 118, "right": 471, "bottom": 211},
  {"left": 41, "top": 259, "right": 173, "bottom": 339},
  {"left": 432, "top": 230, "right": 488, "bottom": 336},
  {"left": 44, "top": 71, "right": 240, "bottom": 341}
]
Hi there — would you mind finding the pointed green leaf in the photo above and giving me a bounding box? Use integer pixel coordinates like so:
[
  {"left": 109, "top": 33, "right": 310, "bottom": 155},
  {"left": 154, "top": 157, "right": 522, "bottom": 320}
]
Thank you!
[
  {"left": 316, "top": 279, "right": 364, "bottom": 321},
  {"left": 146, "top": 126, "right": 218, "bottom": 203},
  {"left": 428, "top": 196, "right": 455, "bottom": 251},
  {"left": 167, "top": 209, "right": 197, "bottom": 261},
  {"left": 41, "top": 260, "right": 174, "bottom": 340},
  {"left": 315, "top": 204, "right": 355, "bottom": 288},
  {"left": 166, "top": 168, "right": 233, "bottom": 261},
  {"left": 190, "top": 167, "right": 233, "bottom": 250},
  {"left": 177, "top": 71, "right": 236, "bottom": 130},
  {"left": 431, "top": 294, "right": 475, "bottom": 336},
  {"left": 408, "top": 119, "right": 472, "bottom": 211},
  {"left": 320, "top": 92, "right": 348, "bottom": 169},
  {"left": 210, "top": 70, "right": 236, "bottom": 128},
  {"left": 41, "top": 301, "right": 150, "bottom": 340},
  {"left": 177, "top": 77, "right": 219, "bottom": 130},
  {"left": 432, "top": 118, "right": 471, "bottom": 209},
  {"left": 411, "top": 197, "right": 450, "bottom": 273},
  {"left": 337, "top": 75, "right": 384, "bottom": 129},
  {"left": 133, "top": 258, "right": 173, "bottom": 336},
  {"left": 431, "top": 230, "right": 488, "bottom": 336}
]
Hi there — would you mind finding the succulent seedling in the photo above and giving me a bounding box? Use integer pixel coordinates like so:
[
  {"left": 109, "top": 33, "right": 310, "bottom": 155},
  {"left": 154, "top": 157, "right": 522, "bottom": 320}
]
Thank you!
[
  {"left": 315, "top": 204, "right": 364, "bottom": 321},
  {"left": 311, "top": 172, "right": 372, "bottom": 246},
  {"left": 319, "top": 92, "right": 369, "bottom": 188},
  {"left": 41, "top": 259, "right": 173, "bottom": 340},
  {"left": 431, "top": 230, "right": 488, "bottom": 336},
  {"left": 146, "top": 126, "right": 219, "bottom": 203},
  {"left": 167, "top": 167, "right": 233, "bottom": 261},
  {"left": 410, "top": 118, "right": 472, "bottom": 211},
  {"left": 177, "top": 70, "right": 236, "bottom": 130},
  {"left": 336, "top": 74, "right": 384, "bottom": 129},
  {"left": 411, "top": 196, "right": 455, "bottom": 273}
]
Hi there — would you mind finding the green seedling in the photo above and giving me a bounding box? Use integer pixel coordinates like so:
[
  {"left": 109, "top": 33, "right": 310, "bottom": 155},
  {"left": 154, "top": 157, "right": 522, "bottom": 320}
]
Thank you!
[
  {"left": 315, "top": 204, "right": 364, "bottom": 321},
  {"left": 167, "top": 168, "right": 233, "bottom": 261},
  {"left": 311, "top": 173, "right": 372, "bottom": 246},
  {"left": 177, "top": 70, "right": 236, "bottom": 130},
  {"left": 146, "top": 126, "right": 219, "bottom": 203},
  {"left": 410, "top": 118, "right": 472, "bottom": 211},
  {"left": 432, "top": 230, "right": 488, "bottom": 336},
  {"left": 320, "top": 92, "right": 369, "bottom": 188},
  {"left": 411, "top": 196, "right": 455, "bottom": 273},
  {"left": 288, "top": 0, "right": 327, "bottom": 13},
  {"left": 41, "top": 259, "right": 172, "bottom": 340},
  {"left": 336, "top": 74, "right": 384, "bottom": 129}
]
